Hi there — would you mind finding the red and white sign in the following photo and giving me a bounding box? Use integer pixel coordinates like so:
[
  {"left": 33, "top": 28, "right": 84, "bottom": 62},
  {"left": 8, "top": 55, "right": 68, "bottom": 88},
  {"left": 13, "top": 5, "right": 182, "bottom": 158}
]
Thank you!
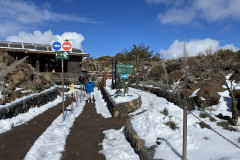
[{"left": 62, "top": 41, "right": 72, "bottom": 51}]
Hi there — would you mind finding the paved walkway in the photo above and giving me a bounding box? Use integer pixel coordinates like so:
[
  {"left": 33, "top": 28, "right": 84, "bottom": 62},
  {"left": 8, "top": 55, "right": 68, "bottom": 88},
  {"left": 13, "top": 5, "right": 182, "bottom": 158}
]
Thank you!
[
  {"left": 62, "top": 102, "right": 128, "bottom": 160},
  {"left": 0, "top": 97, "right": 72, "bottom": 160}
]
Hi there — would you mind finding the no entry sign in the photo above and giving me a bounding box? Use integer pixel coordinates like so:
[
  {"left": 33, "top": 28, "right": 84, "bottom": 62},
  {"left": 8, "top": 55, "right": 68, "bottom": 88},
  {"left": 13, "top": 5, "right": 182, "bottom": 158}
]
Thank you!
[{"left": 62, "top": 41, "right": 72, "bottom": 51}]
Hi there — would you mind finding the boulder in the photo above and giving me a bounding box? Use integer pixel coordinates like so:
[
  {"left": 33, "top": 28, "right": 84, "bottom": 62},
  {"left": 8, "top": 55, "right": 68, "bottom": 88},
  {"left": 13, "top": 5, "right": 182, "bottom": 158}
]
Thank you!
[
  {"left": 9, "top": 70, "right": 25, "bottom": 85},
  {"left": 168, "top": 70, "right": 184, "bottom": 82},
  {"left": 187, "top": 75, "right": 195, "bottom": 83},
  {"left": 195, "top": 86, "right": 221, "bottom": 107},
  {"left": 7, "top": 83, "right": 15, "bottom": 90},
  {"left": 187, "top": 79, "right": 225, "bottom": 107}
]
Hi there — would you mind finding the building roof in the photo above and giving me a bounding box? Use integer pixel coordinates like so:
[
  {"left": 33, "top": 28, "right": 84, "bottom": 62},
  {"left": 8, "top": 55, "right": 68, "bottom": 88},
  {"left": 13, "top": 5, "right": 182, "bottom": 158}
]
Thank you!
[{"left": 0, "top": 41, "right": 90, "bottom": 57}]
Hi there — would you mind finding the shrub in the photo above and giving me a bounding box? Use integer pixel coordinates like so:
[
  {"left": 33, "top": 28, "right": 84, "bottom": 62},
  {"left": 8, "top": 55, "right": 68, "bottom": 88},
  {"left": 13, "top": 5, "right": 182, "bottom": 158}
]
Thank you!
[
  {"left": 188, "top": 97, "right": 197, "bottom": 106},
  {"left": 153, "top": 77, "right": 161, "bottom": 82},
  {"left": 160, "top": 107, "right": 169, "bottom": 116},
  {"left": 35, "top": 83, "right": 44, "bottom": 91},
  {"left": 202, "top": 136, "right": 209, "bottom": 140},
  {"left": 237, "top": 137, "right": 240, "bottom": 143},
  {"left": 199, "top": 112, "right": 211, "bottom": 118},
  {"left": 217, "top": 121, "right": 238, "bottom": 132},
  {"left": 150, "top": 64, "right": 164, "bottom": 77},
  {"left": 166, "top": 62, "right": 181, "bottom": 73},
  {"left": 164, "top": 120, "right": 178, "bottom": 130},
  {"left": 163, "top": 78, "right": 173, "bottom": 85}
]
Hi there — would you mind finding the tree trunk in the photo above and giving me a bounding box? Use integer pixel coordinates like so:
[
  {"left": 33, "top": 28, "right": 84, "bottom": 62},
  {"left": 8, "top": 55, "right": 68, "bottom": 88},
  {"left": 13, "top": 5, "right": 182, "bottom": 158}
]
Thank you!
[
  {"left": 229, "top": 100, "right": 238, "bottom": 125},
  {"left": 237, "top": 98, "right": 240, "bottom": 110}
]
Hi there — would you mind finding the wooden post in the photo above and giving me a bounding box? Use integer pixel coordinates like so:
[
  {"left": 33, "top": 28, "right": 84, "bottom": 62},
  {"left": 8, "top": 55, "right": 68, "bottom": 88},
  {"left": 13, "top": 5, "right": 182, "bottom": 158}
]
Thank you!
[
  {"left": 3, "top": 82, "right": 6, "bottom": 105},
  {"left": 76, "top": 91, "right": 78, "bottom": 107},
  {"left": 98, "top": 82, "right": 101, "bottom": 90},
  {"left": 182, "top": 37, "right": 188, "bottom": 160},
  {"left": 182, "top": 106, "right": 187, "bottom": 160},
  {"left": 71, "top": 94, "right": 73, "bottom": 113}
]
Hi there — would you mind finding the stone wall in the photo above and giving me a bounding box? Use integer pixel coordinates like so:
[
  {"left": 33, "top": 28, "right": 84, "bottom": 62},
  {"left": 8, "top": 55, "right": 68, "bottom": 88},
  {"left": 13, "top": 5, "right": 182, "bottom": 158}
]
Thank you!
[
  {"left": 125, "top": 119, "right": 155, "bottom": 160},
  {"left": 0, "top": 88, "right": 60, "bottom": 119},
  {"left": 100, "top": 84, "right": 142, "bottom": 117},
  {"left": 128, "top": 84, "right": 194, "bottom": 111}
]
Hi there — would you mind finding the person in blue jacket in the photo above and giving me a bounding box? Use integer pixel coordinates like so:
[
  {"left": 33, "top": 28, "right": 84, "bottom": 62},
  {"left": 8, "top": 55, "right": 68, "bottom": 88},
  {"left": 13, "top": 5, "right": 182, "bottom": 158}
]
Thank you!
[{"left": 85, "top": 78, "right": 95, "bottom": 103}]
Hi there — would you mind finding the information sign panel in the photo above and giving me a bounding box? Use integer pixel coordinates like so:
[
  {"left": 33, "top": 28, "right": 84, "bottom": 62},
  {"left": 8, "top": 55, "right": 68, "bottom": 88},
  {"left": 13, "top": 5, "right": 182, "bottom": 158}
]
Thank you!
[
  {"left": 55, "top": 51, "right": 70, "bottom": 60},
  {"left": 116, "top": 64, "right": 134, "bottom": 74},
  {"left": 122, "top": 74, "right": 128, "bottom": 79}
]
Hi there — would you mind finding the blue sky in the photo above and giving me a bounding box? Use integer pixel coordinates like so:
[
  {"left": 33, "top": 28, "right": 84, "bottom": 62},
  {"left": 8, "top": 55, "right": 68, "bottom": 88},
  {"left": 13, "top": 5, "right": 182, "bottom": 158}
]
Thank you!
[{"left": 0, "top": 0, "right": 240, "bottom": 59}]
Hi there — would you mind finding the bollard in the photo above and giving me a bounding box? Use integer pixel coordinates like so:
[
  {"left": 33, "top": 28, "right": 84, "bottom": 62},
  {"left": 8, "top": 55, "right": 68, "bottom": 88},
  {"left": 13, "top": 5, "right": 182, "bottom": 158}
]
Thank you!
[
  {"left": 98, "top": 82, "right": 101, "bottom": 90},
  {"left": 76, "top": 91, "right": 78, "bottom": 107}
]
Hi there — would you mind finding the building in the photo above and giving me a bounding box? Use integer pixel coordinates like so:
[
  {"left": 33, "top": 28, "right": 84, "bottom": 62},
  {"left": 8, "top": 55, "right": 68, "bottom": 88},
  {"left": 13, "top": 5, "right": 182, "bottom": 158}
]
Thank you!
[{"left": 0, "top": 41, "right": 90, "bottom": 83}]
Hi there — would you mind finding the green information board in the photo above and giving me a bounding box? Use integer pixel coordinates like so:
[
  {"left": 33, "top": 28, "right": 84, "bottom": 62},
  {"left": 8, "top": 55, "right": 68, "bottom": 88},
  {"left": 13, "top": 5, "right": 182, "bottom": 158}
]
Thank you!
[
  {"left": 116, "top": 64, "right": 134, "bottom": 74},
  {"left": 55, "top": 51, "right": 70, "bottom": 60}
]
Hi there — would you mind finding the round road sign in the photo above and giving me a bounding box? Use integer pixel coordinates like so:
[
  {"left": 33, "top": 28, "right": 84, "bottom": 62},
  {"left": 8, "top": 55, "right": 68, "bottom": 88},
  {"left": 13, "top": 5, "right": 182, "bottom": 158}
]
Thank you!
[
  {"left": 62, "top": 41, "right": 72, "bottom": 51},
  {"left": 52, "top": 41, "right": 61, "bottom": 51}
]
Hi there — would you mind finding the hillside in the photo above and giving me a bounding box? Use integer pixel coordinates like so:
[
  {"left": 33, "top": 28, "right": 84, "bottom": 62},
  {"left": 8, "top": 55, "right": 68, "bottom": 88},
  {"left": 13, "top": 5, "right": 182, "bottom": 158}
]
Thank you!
[{"left": 83, "top": 49, "right": 240, "bottom": 110}]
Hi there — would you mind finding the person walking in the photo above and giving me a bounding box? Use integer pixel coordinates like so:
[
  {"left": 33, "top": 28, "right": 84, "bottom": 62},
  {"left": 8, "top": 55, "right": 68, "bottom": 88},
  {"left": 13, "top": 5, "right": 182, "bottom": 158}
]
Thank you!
[{"left": 85, "top": 78, "right": 95, "bottom": 103}]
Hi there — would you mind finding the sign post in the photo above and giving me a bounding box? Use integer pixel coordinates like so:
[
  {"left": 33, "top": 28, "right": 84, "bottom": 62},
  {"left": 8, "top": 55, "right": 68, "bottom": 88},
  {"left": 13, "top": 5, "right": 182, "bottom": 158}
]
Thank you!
[
  {"left": 52, "top": 40, "right": 72, "bottom": 122},
  {"left": 121, "top": 74, "right": 129, "bottom": 97},
  {"left": 61, "top": 58, "right": 64, "bottom": 121}
]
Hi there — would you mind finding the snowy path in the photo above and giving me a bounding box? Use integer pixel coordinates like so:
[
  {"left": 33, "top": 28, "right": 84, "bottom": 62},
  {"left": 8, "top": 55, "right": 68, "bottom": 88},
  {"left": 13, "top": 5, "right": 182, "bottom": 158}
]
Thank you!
[
  {"left": 0, "top": 87, "right": 140, "bottom": 160},
  {"left": 24, "top": 100, "right": 85, "bottom": 160},
  {"left": 0, "top": 96, "right": 73, "bottom": 160},
  {"left": 0, "top": 95, "right": 62, "bottom": 134},
  {"left": 62, "top": 88, "right": 138, "bottom": 160}
]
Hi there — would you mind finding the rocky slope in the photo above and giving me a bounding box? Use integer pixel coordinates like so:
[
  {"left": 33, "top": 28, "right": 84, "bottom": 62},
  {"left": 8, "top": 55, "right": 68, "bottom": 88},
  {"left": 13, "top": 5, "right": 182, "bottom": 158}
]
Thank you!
[
  {"left": 0, "top": 53, "right": 51, "bottom": 104},
  {"left": 83, "top": 49, "right": 240, "bottom": 108}
]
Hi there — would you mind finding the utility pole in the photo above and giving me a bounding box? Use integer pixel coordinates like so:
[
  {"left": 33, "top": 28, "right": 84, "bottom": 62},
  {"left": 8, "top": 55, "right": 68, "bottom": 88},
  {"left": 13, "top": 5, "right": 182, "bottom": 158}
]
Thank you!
[{"left": 62, "top": 59, "right": 64, "bottom": 122}]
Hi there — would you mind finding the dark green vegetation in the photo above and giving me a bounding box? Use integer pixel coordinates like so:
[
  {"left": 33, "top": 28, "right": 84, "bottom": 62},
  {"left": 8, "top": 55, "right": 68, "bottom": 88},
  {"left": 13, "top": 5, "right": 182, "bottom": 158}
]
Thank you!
[
  {"left": 164, "top": 120, "right": 179, "bottom": 130},
  {"left": 160, "top": 107, "right": 169, "bottom": 117},
  {"left": 216, "top": 121, "right": 238, "bottom": 132}
]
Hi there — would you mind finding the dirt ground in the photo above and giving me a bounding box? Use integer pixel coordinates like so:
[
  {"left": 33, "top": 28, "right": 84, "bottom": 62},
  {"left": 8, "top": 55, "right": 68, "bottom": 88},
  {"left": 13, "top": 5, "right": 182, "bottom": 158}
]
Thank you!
[
  {"left": 62, "top": 102, "right": 128, "bottom": 160},
  {"left": 0, "top": 97, "right": 128, "bottom": 160}
]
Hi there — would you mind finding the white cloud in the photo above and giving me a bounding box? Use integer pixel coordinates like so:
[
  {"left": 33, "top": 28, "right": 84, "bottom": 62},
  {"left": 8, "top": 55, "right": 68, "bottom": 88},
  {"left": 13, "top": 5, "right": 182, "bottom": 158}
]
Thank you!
[
  {"left": 220, "top": 44, "right": 239, "bottom": 51},
  {"left": 0, "top": 22, "right": 23, "bottom": 37},
  {"left": 154, "top": 0, "right": 240, "bottom": 24},
  {"left": 161, "top": 38, "right": 239, "bottom": 59},
  {"left": 56, "top": 32, "right": 85, "bottom": 49},
  {"left": 0, "top": 0, "right": 97, "bottom": 38},
  {"left": 6, "top": 30, "right": 84, "bottom": 49},
  {"left": 0, "top": 0, "right": 96, "bottom": 24},
  {"left": 146, "top": 0, "right": 183, "bottom": 6},
  {"left": 194, "top": 0, "right": 240, "bottom": 22},
  {"left": 158, "top": 8, "right": 195, "bottom": 24}
]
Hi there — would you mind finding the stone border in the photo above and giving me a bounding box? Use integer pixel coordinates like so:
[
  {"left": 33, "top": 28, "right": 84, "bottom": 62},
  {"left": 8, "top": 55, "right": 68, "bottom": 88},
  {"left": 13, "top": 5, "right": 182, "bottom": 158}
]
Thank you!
[
  {"left": 100, "top": 84, "right": 156, "bottom": 159},
  {"left": 125, "top": 119, "right": 156, "bottom": 160},
  {"left": 0, "top": 88, "right": 60, "bottom": 119},
  {"left": 128, "top": 84, "right": 194, "bottom": 111},
  {"left": 100, "top": 84, "right": 142, "bottom": 117}
]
